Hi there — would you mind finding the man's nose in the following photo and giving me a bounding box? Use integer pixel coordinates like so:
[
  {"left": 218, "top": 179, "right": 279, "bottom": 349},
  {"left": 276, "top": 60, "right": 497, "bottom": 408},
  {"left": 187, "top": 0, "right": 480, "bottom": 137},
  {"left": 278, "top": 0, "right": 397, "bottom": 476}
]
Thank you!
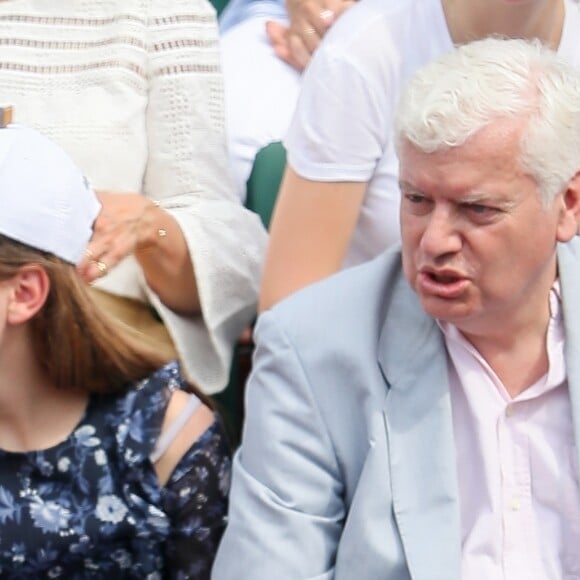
[{"left": 419, "top": 205, "right": 462, "bottom": 257}]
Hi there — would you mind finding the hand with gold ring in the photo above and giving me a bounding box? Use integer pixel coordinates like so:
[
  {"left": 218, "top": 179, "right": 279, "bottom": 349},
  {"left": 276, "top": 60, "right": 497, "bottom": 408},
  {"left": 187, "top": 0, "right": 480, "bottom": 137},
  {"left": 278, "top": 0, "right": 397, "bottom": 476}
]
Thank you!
[
  {"left": 76, "top": 190, "right": 167, "bottom": 284},
  {"left": 76, "top": 190, "right": 199, "bottom": 314},
  {"left": 266, "top": 0, "right": 355, "bottom": 71},
  {"left": 95, "top": 260, "right": 108, "bottom": 277},
  {"left": 81, "top": 247, "right": 109, "bottom": 279}
]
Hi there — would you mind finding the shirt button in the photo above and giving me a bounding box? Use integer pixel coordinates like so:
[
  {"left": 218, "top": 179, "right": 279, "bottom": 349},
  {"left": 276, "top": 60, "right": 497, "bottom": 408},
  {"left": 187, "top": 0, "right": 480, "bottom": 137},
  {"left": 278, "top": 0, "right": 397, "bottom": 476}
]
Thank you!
[
  {"left": 510, "top": 497, "right": 521, "bottom": 511},
  {"left": 505, "top": 404, "right": 515, "bottom": 417}
]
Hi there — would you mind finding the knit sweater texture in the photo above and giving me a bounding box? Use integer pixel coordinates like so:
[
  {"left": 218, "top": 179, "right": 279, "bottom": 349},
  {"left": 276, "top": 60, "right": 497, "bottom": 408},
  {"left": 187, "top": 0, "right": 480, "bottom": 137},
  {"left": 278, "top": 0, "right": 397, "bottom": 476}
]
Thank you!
[{"left": 0, "top": 0, "right": 267, "bottom": 394}]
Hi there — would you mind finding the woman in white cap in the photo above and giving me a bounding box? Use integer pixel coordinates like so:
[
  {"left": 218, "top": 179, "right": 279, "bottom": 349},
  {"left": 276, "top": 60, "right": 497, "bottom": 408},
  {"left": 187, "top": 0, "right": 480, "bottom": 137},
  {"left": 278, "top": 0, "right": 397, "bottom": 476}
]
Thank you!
[
  {"left": 0, "top": 124, "right": 229, "bottom": 578},
  {"left": 0, "top": 0, "right": 267, "bottom": 396}
]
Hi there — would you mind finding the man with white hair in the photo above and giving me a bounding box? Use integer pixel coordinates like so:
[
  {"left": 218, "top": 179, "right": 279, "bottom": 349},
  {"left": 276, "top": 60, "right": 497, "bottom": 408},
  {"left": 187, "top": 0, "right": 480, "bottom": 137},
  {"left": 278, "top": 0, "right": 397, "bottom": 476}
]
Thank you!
[{"left": 213, "top": 37, "right": 580, "bottom": 579}]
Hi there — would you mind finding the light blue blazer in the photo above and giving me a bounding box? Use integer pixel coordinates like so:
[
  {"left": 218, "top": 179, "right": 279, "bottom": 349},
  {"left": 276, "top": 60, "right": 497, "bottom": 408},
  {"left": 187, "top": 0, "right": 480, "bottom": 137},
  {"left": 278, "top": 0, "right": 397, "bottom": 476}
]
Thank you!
[{"left": 213, "top": 239, "right": 580, "bottom": 580}]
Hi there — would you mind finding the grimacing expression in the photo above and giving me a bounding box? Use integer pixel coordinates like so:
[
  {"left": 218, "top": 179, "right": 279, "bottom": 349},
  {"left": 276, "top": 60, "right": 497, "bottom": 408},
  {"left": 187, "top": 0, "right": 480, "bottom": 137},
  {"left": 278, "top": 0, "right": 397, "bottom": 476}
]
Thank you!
[{"left": 398, "top": 119, "right": 576, "bottom": 338}]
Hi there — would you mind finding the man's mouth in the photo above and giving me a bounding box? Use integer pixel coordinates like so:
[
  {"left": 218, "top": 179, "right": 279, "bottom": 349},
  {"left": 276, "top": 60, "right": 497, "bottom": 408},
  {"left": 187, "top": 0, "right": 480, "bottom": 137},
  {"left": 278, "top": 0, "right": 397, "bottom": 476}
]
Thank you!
[
  {"left": 417, "top": 269, "right": 469, "bottom": 299},
  {"left": 429, "top": 272, "right": 461, "bottom": 284}
]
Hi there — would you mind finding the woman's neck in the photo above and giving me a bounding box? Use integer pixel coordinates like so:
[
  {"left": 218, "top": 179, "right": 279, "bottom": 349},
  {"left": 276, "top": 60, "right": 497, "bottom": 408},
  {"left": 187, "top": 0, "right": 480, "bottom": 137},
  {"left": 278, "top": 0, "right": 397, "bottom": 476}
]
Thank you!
[
  {"left": 442, "top": 0, "right": 565, "bottom": 50},
  {"left": 0, "top": 337, "right": 88, "bottom": 453}
]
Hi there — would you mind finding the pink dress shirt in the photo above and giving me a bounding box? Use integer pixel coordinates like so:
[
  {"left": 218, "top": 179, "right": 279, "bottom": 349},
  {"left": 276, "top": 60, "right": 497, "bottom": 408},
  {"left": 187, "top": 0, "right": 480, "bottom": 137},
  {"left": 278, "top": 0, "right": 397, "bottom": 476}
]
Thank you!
[{"left": 440, "top": 284, "right": 580, "bottom": 579}]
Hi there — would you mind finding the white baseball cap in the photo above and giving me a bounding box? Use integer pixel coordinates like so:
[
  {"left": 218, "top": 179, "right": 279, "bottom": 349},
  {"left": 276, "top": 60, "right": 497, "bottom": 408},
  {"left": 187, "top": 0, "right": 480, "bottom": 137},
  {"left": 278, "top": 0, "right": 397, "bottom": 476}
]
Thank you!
[{"left": 0, "top": 124, "right": 101, "bottom": 264}]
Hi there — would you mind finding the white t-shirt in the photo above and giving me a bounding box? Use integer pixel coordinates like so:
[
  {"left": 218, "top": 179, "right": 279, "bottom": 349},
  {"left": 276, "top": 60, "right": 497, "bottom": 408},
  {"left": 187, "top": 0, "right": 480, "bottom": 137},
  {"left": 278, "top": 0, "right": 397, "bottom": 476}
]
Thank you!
[
  {"left": 221, "top": 14, "right": 300, "bottom": 201},
  {"left": 285, "top": 0, "right": 580, "bottom": 267}
]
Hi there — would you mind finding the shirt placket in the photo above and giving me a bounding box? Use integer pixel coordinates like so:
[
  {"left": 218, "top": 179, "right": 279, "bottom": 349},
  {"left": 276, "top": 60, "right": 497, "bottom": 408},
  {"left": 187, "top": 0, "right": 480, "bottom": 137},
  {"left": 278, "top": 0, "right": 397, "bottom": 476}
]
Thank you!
[{"left": 498, "top": 401, "right": 539, "bottom": 579}]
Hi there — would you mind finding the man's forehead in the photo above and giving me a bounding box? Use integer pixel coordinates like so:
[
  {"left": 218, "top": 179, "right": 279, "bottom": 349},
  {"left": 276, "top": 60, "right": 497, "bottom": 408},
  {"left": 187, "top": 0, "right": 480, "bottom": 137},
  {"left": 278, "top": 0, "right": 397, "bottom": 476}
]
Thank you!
[{"left": 399, "top": 116, "right": 527, "bottom": 159}]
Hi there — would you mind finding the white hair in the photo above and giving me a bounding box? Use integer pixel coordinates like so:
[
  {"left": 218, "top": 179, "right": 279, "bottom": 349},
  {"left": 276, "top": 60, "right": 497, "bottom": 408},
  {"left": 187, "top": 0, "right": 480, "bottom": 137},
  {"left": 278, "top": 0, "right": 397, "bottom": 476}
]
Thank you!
[{"left": 394, "top": 37, "right": 580, "bottom": 206}]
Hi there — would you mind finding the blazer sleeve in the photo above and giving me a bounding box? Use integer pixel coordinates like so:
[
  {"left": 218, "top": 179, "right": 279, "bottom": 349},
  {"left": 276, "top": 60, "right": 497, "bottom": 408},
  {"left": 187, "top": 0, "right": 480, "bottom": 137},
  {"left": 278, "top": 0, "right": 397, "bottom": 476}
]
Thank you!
[{"left": 212, "top": 309, "right": 345, "bottom": 579}]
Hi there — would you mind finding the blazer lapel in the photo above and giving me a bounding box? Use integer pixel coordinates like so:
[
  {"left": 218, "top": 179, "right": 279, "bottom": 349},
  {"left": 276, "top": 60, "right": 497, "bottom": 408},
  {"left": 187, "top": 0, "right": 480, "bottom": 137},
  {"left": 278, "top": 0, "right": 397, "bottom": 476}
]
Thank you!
[
  {"left": 371, "top": 239, "right": 580, "bottom": 580},
  {"left": 558, "top": 240, "right": 580, "bottom": 477},
  {"left": 377, "top": 273, "right": 461, "bottom": 580}
]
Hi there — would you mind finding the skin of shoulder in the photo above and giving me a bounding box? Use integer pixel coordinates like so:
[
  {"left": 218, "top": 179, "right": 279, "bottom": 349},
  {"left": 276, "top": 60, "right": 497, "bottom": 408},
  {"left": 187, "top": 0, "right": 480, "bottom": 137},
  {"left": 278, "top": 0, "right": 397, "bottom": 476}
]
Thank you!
[{"left": 153, "top": 390, "right": 215, "bottom": 487}]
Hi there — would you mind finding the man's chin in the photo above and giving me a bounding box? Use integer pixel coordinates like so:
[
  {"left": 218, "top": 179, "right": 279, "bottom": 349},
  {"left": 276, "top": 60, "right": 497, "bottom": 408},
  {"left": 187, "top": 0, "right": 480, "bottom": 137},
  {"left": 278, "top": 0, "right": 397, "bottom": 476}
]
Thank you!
[{"left": 419, "top": 295, "right": 474, "bottom": 324}]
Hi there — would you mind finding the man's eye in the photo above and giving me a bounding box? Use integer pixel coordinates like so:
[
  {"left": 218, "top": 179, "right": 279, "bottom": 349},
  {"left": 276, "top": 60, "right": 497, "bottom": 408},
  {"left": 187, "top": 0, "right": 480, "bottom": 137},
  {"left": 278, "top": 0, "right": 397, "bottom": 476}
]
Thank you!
[
  {"left": 406, "top": 194, "right": 426, "bottom": 204},
  {"left": 466, "top": 203, "right": 495, "bottom": 214}
]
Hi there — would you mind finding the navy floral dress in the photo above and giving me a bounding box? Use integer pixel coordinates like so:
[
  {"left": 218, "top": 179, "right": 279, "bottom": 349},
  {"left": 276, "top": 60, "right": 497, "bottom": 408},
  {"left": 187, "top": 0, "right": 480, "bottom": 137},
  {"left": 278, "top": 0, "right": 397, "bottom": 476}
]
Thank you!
[{"left": 0, "top": 361, "right": 231, "bottom": 579}]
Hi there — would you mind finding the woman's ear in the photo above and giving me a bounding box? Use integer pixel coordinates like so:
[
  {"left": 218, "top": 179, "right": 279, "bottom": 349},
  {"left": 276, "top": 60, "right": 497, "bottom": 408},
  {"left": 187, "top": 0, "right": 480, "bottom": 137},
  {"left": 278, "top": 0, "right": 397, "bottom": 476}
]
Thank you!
[
  {"left": 557, "top": 172, "right": 580, "bottom": 242},
  {"left": 7, "top": 264, "right": 51, "bottom": 325}
]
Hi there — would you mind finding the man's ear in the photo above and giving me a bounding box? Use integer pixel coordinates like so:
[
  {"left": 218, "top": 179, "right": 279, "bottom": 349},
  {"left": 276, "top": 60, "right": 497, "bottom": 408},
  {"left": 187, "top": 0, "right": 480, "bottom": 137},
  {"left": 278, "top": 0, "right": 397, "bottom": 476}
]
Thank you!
[
  {"left": 557, "top": 172, "right": 580, "bottom": 242},
  {"left": 7, "top": 264, "right": 51, "bottom": 325}
]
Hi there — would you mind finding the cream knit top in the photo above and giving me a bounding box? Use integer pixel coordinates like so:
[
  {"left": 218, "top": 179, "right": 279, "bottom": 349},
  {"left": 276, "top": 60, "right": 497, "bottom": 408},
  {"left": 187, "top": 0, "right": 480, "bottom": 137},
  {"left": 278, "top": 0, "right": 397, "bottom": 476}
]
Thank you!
[{"left": 0, "top": 0, "right": 267, "bottom": 394}]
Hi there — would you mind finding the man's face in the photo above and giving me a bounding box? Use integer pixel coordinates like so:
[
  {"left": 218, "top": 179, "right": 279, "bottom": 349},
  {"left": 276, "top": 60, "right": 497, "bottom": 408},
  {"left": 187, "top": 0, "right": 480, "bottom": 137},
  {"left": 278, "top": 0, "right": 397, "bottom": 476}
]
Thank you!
[{"left": 399, "top": 120, "right": 573, "bottom": 338}]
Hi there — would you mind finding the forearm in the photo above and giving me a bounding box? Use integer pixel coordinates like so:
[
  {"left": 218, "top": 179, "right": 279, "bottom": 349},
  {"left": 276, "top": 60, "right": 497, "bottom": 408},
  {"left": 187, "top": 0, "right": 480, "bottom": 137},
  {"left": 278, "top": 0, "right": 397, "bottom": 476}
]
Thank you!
[
  {"left": 140, "top": 2, "right": 226, "bottom": 316},
  {"left": 259, "top": 167, "right": 366, "bottom": 311},
  {"left": 135, "top": 206, "right": 201, "bottom": 315}
]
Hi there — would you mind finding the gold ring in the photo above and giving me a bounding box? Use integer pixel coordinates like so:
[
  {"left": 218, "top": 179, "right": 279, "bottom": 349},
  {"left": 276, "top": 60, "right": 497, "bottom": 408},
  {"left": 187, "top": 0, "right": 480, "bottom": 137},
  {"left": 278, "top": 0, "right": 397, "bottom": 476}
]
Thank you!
[
  {"left": 320, "top": 8, "right": 334, "bottom": 21},
  {"left": 84, "top": 248, "right": 94, "bottom": 259},
  {"left": 304, "top": 27, "right": 316, "bottom": 36},
  {"left": 95, "top": 260, "right": 108, "bottom": 276}
]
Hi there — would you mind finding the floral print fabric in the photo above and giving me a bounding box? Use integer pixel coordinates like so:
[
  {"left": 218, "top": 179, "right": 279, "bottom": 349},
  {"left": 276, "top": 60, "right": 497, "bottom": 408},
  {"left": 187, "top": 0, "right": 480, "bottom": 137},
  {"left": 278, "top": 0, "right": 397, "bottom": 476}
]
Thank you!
[{"left": 0, "top": 361, "right": 231, "bottom": 579}]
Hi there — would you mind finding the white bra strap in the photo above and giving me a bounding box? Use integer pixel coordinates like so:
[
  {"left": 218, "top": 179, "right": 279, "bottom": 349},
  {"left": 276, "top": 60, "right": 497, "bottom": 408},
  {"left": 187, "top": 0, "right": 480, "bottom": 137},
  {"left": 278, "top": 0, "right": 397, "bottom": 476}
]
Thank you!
[{"left": 150, "top": 393, "right": 202, "bottom": 463}]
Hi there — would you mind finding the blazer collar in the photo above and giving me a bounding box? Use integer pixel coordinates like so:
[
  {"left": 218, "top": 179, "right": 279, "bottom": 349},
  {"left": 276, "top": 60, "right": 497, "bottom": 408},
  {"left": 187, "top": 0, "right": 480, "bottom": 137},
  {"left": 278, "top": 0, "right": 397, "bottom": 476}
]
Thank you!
[
  {"left": 557, "top": 239, "right": 580, "bottom": 479},
  {"left": 377, "top": 271, "right": 461, "bottom": 580}
]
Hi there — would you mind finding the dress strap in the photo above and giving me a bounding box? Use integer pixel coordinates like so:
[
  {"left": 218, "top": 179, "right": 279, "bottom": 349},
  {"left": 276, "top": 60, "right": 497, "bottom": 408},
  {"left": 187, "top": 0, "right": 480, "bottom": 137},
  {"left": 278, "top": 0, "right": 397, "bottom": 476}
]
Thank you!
[{"left": 149, "top": 393, "right": 201, "bottom": 463}]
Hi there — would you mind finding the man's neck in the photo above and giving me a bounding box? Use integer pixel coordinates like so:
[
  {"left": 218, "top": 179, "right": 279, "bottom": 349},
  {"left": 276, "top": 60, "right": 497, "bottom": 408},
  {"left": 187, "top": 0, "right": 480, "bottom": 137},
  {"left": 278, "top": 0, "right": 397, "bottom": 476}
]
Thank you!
[
  {"left": 463, "top": 327, "right": 550, "bottom": 398},
  {"left": 442, "top": 0, "right": 565, "bottom": 50}
]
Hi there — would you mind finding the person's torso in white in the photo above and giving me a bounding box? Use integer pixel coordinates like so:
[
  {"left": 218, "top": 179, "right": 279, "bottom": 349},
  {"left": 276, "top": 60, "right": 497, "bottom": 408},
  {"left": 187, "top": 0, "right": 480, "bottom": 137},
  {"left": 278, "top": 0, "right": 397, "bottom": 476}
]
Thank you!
[
  {"left": 0, "top": 0, "right": 226, "bottom": 302},
  {"left": 284, "top": 0, "right": 580, "bottom": 267},
  {"left": 440, "top": 285, "right": 580, "bottom": 579},
  {"left": 221, "top": 15, "right": 300, "bottom": 202}
]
